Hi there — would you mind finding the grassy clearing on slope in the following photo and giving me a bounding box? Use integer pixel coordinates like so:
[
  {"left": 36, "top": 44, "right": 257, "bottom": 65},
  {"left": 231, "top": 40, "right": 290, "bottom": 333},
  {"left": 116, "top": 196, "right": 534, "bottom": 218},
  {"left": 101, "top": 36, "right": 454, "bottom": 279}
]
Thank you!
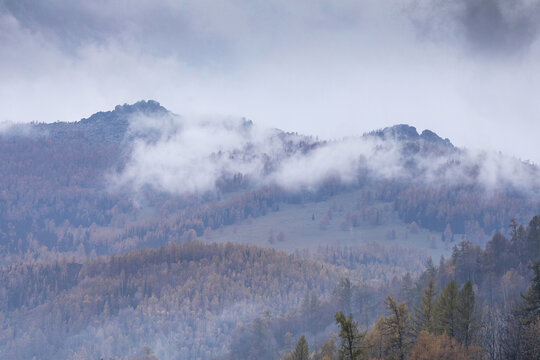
[{"left": 203, "top": 189, "right": 453, "bottom": 260}]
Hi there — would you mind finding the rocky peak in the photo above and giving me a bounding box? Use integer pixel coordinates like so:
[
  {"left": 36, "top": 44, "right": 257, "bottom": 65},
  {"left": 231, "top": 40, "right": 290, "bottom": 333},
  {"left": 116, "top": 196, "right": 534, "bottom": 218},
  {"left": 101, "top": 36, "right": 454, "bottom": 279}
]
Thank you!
[{"left": 368, "top": 124, "right": 453, "bottom": 148}]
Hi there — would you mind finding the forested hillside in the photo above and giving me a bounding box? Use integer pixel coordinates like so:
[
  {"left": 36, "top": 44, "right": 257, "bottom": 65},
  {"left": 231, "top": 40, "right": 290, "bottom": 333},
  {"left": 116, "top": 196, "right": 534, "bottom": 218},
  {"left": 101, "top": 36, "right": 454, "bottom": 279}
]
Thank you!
[
  {"left": 5, "top": 215, "right": 536, "bottom": 360},
  {"left": 4, "top": 0, "right": 540, "bottom": 358},
  {"left": 0, "top": 241, "right": 341, "bottom": 359},
  {"left": 1, "top": 101, "right": 539, "bottom": 359},
  {"left": 251, "top": 215, "right": 540, "bottom": 360},
  {"left": 1, "top": 101, "right": 539, "bottom": 267}
]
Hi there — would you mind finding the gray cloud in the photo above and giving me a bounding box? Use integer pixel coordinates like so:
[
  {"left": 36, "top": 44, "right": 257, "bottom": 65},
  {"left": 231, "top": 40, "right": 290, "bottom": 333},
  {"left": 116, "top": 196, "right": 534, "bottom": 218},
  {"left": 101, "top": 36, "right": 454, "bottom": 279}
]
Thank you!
[
  {"left": 461, "top": 0, "right": 540, "bottom": 54},
  {"left": 5, "top": 0, "right": 540, "bottom": 58},
  {"left": 408, "top": 0, "right": 540, "bottom": 55},
  {"left": 1, "top": 0, "right": 540, "bottom": 164}
]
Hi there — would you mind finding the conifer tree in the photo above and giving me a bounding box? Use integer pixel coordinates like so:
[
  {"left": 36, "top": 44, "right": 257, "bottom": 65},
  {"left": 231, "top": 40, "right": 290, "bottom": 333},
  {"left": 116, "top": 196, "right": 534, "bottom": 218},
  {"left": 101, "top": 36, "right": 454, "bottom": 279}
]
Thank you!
[
  {"left": 316, "top": 338, "right": 337, "bottom": 360},
  {"left": 135, "top": 346, "right": 159, "bottom": 360},
  {"left": 426, "top": 257, "right": 437, "bottom": 277},
  {"left": 334, "top": 312, "right": 365, "bottom": 360},
  {"left": 364, "top": 316, "right": 385, "bottom": 360},
  {"left": 521, "top": 261, "right": 540, "bottom": 325},
  {"left": 400, "top": 273, "right": 416, "bottom": 307},
  {"left": 456, "top": 280, "right": 476, "bottom": 347},
  {"left": 527, "top": 216, "right": 540, "bottom": 261},
  {"left": 334, "top": 278, "right": 353, "bottom": 315},
  {"left": 436, "top": 280, "right": 459, "bottom": 338},
  {"left": 457, "top": 280, "right": 476, "bottom": 347},
  {"left": 408, "top": 331, "right": 469, "bottom": 360},
  {"left": 414, "top": 278, "right": 437, "bottom": 334},
  {"left": 293, "top": 335, "right": 309, "bottom": 360},
  {"left": 381, "top": 296, "right": 413, "bottom": 360},
  {"left": 520, "top": 262, "right": 540, "bottom": 360}
]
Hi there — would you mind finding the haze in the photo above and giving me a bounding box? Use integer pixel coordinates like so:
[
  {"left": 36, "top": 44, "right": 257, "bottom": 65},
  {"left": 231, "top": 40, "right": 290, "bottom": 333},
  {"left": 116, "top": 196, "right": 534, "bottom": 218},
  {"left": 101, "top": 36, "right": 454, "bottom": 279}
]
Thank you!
[{"left": 1, "top": 0, "right": 539, "bottom": 162}]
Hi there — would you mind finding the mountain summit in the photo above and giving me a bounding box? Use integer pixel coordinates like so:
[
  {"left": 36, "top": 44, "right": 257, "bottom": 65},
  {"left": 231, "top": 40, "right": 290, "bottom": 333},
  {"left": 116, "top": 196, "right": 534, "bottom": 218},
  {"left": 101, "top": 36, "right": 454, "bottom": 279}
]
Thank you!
[
  {"left": 81, "top": 100, "right": 169, "bottom": 124},
  {"left": 34, "top": 100, "right": 169, "bottom": 144},
  {"left": 368, "top": 124, "right": 453, "bottom": 148}
]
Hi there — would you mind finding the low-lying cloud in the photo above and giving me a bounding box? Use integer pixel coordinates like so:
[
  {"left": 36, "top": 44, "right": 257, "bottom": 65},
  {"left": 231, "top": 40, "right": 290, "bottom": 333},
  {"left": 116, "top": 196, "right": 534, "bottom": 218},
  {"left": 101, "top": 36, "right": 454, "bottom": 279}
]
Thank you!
[{"left": 111, "top": 112, "right": 540, "bottom": 197}]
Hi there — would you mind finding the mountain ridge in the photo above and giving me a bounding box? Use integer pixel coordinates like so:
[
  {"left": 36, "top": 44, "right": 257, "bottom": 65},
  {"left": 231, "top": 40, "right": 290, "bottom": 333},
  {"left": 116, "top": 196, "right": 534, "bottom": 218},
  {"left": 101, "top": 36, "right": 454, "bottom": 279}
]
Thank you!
[
  {"left": 1, "top": 100, "right": 539, "bottom": 267},
  {"left": 24, "top": 100, "right": 453, "bottom": 151}
]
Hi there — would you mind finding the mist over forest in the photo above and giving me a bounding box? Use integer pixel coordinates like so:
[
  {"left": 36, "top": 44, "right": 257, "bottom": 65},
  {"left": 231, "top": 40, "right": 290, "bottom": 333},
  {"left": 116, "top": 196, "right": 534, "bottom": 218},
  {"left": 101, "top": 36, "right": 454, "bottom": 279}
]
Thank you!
[
  {"left": 0, "top": 100, "right": 538, "bottom": 359},
  {"left": 1, "top": 1, "right": 540, "bottom": 360}
]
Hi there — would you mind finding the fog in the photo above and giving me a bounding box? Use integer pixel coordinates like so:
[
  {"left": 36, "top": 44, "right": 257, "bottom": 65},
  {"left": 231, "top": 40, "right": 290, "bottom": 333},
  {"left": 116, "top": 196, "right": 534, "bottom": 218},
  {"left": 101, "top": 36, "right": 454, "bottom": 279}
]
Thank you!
[
  {"left": 111, "top": 112, "right": 540, "bottom": 197},
  {"left": 1, "top": 0, "right": 540, "bottom": 162}
]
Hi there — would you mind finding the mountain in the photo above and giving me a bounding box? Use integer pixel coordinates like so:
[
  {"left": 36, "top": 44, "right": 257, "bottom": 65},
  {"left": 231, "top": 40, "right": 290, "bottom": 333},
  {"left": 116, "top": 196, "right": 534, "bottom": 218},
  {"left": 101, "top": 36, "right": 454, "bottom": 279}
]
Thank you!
[
  {"left": 1, "top": 101, "right": 539, "bottom": 359},
  {"left": 0, "top": 100, "right": 539, "bottom": 266}
]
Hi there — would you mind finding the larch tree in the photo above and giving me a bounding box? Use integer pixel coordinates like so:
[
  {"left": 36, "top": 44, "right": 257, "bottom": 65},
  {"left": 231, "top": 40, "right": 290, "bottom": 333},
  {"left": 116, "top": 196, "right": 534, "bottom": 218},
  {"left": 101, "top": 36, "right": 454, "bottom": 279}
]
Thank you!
[
  {"left": 526, "top": 216, "right": 540, "bottom": 261},
  {"left": 520, "top": 261, "right": 540, "bottom": 326},
  {"left": 381, "top": 296, "right": 413, "bottom": 360},
  {"left": 457, "top": 280, "right": 476, "bottom": 347},
  {"left": 436, "top": 280, "right": 459, "bottom": 338},
  {"left": 400, "top": 273, "right": 416, "bottom": 307},
  {"left": 520, "top": 262, "right": 540, "bottom": 360},
  {"left": 334, "top": 312, "right": 365, "bottom": 360},
  {"left": 408, "top": 331, "right": 469, "bottom": 360},
  {"left": 414, "top": 277, "right": 437, "bottom": 334},
  {"left": 334, "top": 278, "right": 353, "bottom": 315},
  {"left": 315, "top": 337, "right": 337, "bottom": 360},
  {"left": 364, "top": 316, "right": 385, "bottom": 360},
  {"left": 293, "top": 335, "right": 310, "bottom": 360}
]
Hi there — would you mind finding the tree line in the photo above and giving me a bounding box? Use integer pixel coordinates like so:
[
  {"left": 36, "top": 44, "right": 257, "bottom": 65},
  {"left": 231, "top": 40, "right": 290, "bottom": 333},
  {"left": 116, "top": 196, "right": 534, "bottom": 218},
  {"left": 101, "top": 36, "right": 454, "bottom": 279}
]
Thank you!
[
  {"left": 225, "top": 215, "right": 540, "bottom": 360},
  {"left": 284, "top": 263, "right": 539, "bottom": 360}
]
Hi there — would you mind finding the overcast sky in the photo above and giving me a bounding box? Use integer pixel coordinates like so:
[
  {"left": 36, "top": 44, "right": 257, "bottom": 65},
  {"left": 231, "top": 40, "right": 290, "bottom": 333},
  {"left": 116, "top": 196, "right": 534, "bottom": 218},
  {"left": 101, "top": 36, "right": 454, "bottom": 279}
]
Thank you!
[{"left": 1, "top": 0, "right": 539, "bottom": 162}]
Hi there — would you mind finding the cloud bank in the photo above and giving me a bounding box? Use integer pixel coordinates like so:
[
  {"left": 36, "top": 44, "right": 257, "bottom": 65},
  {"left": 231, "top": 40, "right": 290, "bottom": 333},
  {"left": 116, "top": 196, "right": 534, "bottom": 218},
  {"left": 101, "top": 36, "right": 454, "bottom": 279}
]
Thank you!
[{"left": 111, "top": 112, "right": 540, "bottom": 197}]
